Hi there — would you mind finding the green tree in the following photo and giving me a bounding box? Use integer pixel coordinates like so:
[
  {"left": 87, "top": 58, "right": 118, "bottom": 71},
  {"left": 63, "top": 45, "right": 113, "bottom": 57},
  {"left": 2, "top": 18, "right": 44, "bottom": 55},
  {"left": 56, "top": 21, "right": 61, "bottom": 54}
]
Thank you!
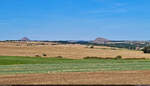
[{"left": 142, "top": 46, "right": 150, "bottom": 53}]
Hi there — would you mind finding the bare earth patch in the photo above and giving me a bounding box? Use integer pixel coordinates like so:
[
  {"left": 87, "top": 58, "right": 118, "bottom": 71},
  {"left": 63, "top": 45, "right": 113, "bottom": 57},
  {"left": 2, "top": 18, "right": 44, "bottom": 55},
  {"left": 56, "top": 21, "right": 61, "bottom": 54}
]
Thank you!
[{"left": 0, "top": 70, "right": 150, "bottom": 85}]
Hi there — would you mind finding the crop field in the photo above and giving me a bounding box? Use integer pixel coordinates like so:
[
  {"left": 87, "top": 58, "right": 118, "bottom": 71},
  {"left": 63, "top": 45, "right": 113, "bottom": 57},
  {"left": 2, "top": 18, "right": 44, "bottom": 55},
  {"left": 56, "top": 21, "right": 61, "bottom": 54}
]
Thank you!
[
  {"left": 1, "top": 42, "right": 150, "bottom": 84},
  {"left": 0, "top": 56, "right": 150, "bottom": 75},
  {"left": 0, "top": 42, "right": 150, "bottom": 59},
  {"left": 0, "top": 56, "right": 150, "bottom": 84}
]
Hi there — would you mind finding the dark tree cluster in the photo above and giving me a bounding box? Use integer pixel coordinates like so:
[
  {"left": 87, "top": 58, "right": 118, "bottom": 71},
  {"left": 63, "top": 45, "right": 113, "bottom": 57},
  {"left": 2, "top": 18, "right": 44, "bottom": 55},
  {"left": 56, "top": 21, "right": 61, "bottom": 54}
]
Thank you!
[{"left": 142, "top": 46, "right": 150, "bottom": 53}]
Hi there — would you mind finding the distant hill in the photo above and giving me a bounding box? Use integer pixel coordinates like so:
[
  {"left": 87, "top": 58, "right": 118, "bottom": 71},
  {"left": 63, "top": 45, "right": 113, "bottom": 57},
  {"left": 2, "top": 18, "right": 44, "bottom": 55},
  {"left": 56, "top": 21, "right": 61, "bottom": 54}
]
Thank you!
[
  {"left": 20, "top": 37, "right": 30, "bottom": 41},
  {"left": 92, "top": 37, "right": 109, "bottom": 44}
]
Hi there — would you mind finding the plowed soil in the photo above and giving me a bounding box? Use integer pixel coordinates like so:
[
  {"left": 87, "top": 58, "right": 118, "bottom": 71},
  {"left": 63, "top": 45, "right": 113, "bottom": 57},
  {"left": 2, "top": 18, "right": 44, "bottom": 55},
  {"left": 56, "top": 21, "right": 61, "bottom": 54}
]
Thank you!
[{"left": 0, "top": 70, "right": 150, "bottom": 85}]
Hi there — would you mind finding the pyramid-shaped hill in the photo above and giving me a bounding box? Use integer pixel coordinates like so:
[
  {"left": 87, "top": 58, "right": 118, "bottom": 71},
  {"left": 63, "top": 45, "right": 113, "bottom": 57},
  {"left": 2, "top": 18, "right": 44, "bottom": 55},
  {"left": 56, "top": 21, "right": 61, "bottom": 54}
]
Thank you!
[
  {"left": 93, "top": 37, "right": 110, "bottom": 44},
  {"left": 20, "top": 37, "right": 30, "bottom": 41}
]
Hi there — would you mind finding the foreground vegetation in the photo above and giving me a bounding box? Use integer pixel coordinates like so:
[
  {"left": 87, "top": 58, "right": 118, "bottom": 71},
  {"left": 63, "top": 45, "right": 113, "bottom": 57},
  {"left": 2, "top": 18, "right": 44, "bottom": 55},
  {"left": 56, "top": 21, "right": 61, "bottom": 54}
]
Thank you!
[{"left": 0, "top": 56, "right": 150, "bottom": 74}]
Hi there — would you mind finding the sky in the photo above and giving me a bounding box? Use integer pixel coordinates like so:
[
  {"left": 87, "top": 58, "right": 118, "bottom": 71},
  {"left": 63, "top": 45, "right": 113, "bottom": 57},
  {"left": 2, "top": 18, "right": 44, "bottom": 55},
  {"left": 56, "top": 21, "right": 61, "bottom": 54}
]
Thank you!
[{"left": 0, "top": 0, "right": 150, "bottom": 41}]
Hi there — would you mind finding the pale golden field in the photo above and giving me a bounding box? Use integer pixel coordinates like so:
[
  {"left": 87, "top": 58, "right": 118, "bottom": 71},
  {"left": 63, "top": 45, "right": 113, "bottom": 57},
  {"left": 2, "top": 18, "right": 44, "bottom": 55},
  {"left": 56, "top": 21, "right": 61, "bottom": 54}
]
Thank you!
[
  {"left": 1, "top": 70, "right": 150, "bottom": 84},
  {"left": 0, "top": 41, "right": 150, "bottom": 59}
]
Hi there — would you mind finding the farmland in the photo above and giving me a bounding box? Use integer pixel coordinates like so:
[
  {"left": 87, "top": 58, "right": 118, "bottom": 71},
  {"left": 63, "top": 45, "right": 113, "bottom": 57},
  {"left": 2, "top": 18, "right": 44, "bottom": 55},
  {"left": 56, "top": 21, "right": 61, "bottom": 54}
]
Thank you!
[
  {"left": 1, "top": 70, "right": 150, "bottom": 84},
  {"left": 1, "top": 56, "right": 150, "bottom": 75},
  {"left": 1, "top": 56, "right": 150, "bottom": 84},
  {"left": 0, "top": 42, "right": 150, "bottom": 59},
  {"left": 1, "top": 42, "right": 150, "bottom": 84}
]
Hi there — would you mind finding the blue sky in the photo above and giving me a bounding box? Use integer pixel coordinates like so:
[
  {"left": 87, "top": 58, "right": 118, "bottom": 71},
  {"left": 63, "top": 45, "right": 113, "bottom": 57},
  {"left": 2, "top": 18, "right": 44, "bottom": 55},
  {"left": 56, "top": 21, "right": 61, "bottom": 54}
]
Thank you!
[{"left": 0, "top": 0, "right": 150, "bottom": 40}]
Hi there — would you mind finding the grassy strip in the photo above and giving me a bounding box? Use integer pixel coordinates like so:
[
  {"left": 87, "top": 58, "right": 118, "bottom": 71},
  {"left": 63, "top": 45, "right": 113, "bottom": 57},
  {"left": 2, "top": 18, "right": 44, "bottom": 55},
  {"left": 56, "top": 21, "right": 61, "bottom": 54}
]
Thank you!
[
  {"left": 0, "top": 56, "right": 74, "bottom": 65},
  {"left": 0, "top": 56, "right": 150, "bottom": 74}
]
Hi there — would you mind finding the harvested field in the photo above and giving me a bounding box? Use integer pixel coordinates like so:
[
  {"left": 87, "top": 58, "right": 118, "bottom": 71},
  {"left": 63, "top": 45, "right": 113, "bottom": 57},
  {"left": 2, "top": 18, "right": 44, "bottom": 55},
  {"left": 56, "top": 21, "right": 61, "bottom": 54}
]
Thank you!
[
  {"left": 0, "top": 42, "right": 150, "bottom": 59},
  {"left": 0, "top": 70, "right": 150, "bottom": 84}
]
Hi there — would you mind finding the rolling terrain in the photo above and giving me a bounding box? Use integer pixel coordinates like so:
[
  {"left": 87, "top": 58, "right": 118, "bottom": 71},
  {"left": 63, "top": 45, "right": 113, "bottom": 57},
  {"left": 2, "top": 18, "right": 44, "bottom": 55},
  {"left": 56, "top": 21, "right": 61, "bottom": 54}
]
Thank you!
[
  {"left": 0, "top": 42, "right": 150, "bottom": 59},
  {"left": 1, "top": 42, "right": 150, "bottom": 84}
]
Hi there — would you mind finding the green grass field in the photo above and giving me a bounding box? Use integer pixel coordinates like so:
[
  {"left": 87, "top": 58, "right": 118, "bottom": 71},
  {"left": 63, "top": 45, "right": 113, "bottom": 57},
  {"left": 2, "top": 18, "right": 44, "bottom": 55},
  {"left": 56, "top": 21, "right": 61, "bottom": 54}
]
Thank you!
[{"left": 0, "top": 56, "right": 150, "bottom": 74}]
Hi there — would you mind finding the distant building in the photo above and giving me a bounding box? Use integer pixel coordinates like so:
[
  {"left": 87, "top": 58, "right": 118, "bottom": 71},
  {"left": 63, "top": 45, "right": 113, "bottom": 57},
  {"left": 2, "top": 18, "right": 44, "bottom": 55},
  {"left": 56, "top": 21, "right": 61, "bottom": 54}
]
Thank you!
[{"left": 136, "top": 46, "right": 140, "bottom": 50}]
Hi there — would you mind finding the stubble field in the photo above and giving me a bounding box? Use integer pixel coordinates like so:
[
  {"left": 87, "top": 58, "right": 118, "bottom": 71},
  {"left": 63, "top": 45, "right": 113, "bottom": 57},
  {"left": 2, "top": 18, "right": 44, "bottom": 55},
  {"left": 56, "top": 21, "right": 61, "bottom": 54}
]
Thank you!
[
  {"left": 0, "top": 41, "right": 150, "bottom": 59},
  {"left": 1, "top": 42, "right": 150, "bottom": 84}
]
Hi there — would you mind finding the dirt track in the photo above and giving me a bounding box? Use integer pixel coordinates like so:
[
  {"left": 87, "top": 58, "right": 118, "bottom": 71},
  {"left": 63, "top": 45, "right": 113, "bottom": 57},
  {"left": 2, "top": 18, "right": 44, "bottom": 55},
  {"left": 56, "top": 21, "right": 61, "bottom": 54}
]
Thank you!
[{"left": 0, "top": 70, "right": 150, "bottom": 85}]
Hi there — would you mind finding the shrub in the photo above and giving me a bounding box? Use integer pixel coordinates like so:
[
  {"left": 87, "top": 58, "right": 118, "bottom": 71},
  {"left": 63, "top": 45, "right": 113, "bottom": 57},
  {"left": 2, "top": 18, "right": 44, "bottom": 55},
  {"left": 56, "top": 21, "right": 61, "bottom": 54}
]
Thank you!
[
  {"left": 51, "top": 43, "right": 57, "bottom": 45},
  {"left": 27, "top": 43, "right": 32, "bottom": 46},
  {"left": 35, "top": 55, "right": 40, "bottom": 57},
  {"left": 111, "top": 48, "right": 117, "bottom": 50},
  {"left": 16, "top": 44, "right": 20, "bottom": 46},
  {"left": 142, "top": 46, "right": 150, "bottom": 53},
  {"left": 83, "top": 56, "right": 115, "bottom": 59},
  {"left": 83, "top": 56, "right": 102, "bottom": 59},
  {"left": 40, "top": 43, "right": 46, "bottom": 45},
  {"left": 124, "top": 58, "right": 146, "bottom": 60},
  {"left": 42, "top": 53, "right": 47, "bottom": 56},
  {"left": 115, "top": 55, "right": 122, "bottom": 59},
  {"left": 89, "top": 45, "right": 94, "bottom": 48},
  {"left": 56, "top": 56, "right": 63, "bottom": 58}
]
